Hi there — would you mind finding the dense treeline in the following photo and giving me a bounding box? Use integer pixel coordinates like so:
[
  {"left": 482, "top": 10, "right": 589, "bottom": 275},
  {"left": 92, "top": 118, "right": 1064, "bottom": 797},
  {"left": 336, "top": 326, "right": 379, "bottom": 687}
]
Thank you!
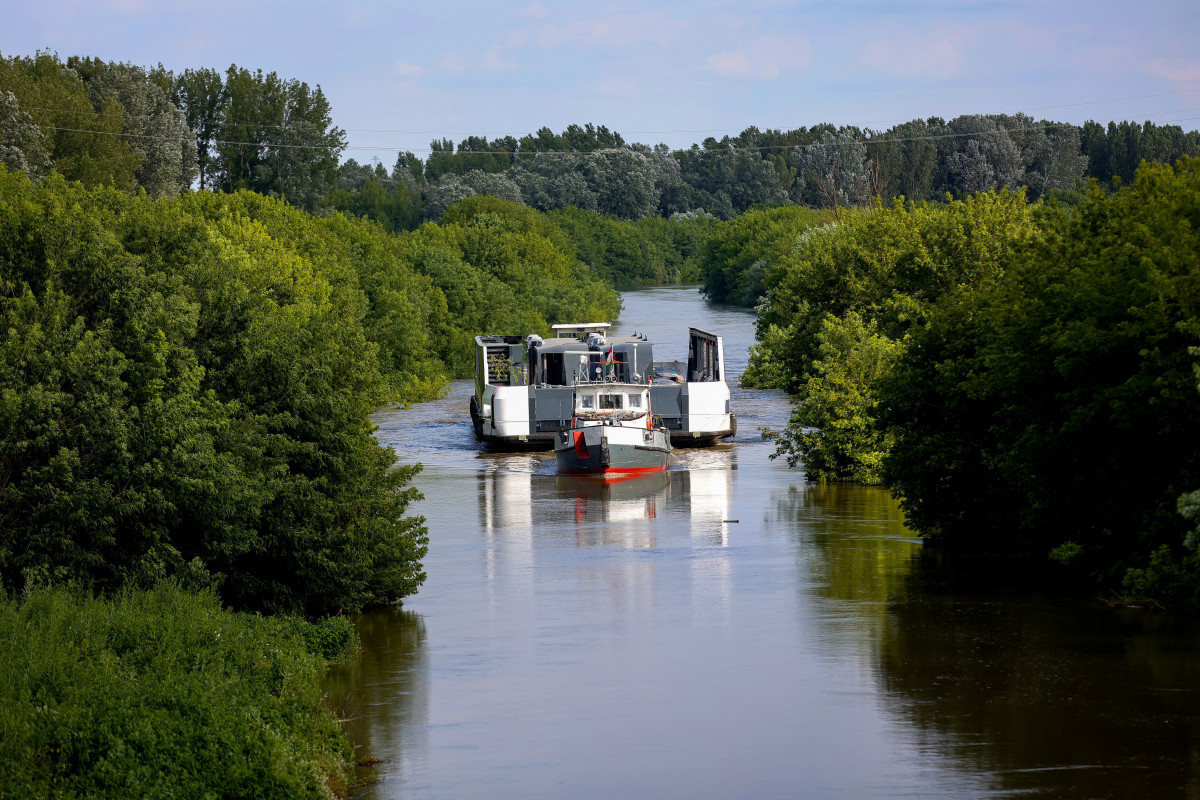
[
  {"left": 0, "top": 170, "right": 425, "bottom": 616},
  {"left": 0, "top": 169, "right": 617, "bottom": 615},
  {"left": 4, "top": 51, "right": 1196, "bottom": 231},
  {"left": 548, "top": 207, "right": 716, "bottom": 288},
  {"left": 0, "top": 52, "right": 344, "bottom": 210},
  {"left": 333, "top": 116, "right": 1199, "bottom": 230},
  {"left": 747, "top": 191, "right": 1037, "bottom": 480},
  {"left": 0, "top": 584, "right": 360, "bottom": 798},
  {"left": 880, "top": 159, "right": 1200, "bottom": 607},
  {"left": 745, "top": 159, "right": 1200, "bottom": 609},
  {"left": 698, "top": 205, "right": 830, "bottom": 305}
]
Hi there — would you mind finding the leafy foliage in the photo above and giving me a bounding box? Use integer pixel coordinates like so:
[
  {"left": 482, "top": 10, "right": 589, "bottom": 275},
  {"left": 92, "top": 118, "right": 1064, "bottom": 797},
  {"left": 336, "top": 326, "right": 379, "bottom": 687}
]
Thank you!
[
  {"left": 211, "top": 66, "right": 345, "bottom": 211},
  {"left": 0, "top": 52, "right": 140, "bottom": 190},
  {"left": 699, "top": 205, "right": 828, "bottom": 306},
  {"left": 878, "top": 158, "right": 1200, "bottom": 608},
  {"left": 411, "top": 196, "right": 621, "bottom": 374},
  {"left": 0, "top": 170, "right": 430, "bottom": 614},
  {"left": 0, "top": 584, "right": 355, "bottom": 798},
  {"left": 747, "top": 191, "right": 1037, "bottom": 481},
  {"left": 746, "top": 190, "right": 1037, "bottom": 393},
  {"left": 549, "top": 206, "right": 716, "bottom": 288},
  {"left": 769, "top": 312, "right": 901, "bottom": 483},
  {"left": 67, "top": 56, "right": 198, "bottom": 197}
]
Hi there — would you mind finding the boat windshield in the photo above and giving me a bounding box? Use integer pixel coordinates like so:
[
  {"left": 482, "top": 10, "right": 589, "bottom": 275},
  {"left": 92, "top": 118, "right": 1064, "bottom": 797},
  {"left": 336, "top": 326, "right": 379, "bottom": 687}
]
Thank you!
[{"left": 599, "top": 394, "right": 624, "bottom": 410}]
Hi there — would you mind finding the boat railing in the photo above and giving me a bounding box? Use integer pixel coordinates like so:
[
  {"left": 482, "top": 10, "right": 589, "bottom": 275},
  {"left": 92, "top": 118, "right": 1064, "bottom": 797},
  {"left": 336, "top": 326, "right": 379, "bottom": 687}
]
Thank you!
[
  {"left": 570, "top": 370, "right": 647, "bottom": 387},
  {"left": 573, "top": 409, "right": 649, "bottom": 423}
]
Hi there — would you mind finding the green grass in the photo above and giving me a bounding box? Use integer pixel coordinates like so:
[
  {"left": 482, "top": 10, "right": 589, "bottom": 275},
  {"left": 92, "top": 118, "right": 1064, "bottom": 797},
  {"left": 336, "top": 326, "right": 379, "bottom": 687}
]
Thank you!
[{"left": 0, "top": 584, "right": 358, "bottom": 799}]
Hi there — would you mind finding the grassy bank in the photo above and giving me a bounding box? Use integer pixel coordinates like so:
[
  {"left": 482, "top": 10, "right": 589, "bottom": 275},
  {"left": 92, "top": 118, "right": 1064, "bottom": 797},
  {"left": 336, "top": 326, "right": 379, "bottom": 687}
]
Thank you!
[{"left": 0, "top": 584, "right": 359, "bottom": 799}]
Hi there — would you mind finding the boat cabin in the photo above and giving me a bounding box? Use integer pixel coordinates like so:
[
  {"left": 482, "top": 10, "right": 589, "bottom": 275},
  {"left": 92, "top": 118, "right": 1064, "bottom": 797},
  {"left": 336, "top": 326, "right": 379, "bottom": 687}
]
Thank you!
[
  {"left": 471, "top": 323, "right": 734, "bottom": 448},
  {"left": 573, "top": 384, "right": 652, "bottom": 425}
]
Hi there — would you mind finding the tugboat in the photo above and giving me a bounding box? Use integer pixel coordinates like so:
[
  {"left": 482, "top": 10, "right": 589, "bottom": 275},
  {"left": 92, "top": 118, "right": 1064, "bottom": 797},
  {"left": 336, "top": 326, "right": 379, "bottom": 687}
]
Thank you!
[
  {"left": 554, "top": 381, "right": 671, "bottom": 478},
  {"left": 471, "top": 323, "right": 735, "bottom": 450}
]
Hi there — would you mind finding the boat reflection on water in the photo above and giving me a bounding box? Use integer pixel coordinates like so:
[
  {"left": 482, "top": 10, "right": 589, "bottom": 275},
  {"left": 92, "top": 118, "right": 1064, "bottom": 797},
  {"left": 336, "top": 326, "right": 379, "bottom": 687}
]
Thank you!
[
  {"left": 475, "top": 450, "right": 735, "bottom": 551},
  {"left": 554, "top": 472, "right": 671, "bottom": 548}
]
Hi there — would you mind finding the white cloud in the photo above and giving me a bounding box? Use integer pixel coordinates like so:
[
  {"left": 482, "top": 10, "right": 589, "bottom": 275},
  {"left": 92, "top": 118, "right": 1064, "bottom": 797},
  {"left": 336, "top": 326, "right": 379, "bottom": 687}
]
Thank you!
[
  {"left": 535, "top": 12, "right": 681, "bottom": 50},
  {"left": 437, "top": 52, "right": 469, "bottom": 75},
  {"left": 1003, "top": 20, "right": 1055, "bottom": 54},
  {"left": 483, "top": 28, "right": 528, "bottom": 72},
  {"left": 708, "top": 52, "right": 752, "bottom": 78},
  {"left": 706, "top": 35, "right": 810, "bottom": 80},
  {"left": 1143, "top": 57, "right": 1200, "bottom": 84},
  {"left": 859, "top": 25, "right": 974, "bottom": 79},
  {"left": 521, "top": 3, "right": 548, "bottom": 18},
  {"left": 393, "top": 60, "right": 425, "bottom": 78}
]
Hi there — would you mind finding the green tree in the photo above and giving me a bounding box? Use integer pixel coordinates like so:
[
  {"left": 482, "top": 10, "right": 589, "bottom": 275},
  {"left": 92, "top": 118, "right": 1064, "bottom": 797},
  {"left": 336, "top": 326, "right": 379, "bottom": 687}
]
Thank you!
[
  {"left": 0, "top": 52, "right": 139, "bottom": 188},
  {"left": 794, "top": 130, "right": 870, "bottom": 214},
  {"left": 214, "top": 66, "right": 345, "bottom": 211},
  {"left": 879, "top": 159, "right": 1200, "bottom": 608},
  {"left": 769, "top": 312, "right": 901, "bottom": 482},
  {"left": 171, "top": 66, "right": 226, "bottom": 190},
  {"left": 699, "top": 205, "right": 827, "bottom": 306},
  {"left": 0, "top": 90, "right": 50, "bottom": 178},
  {"left": 69, "top": 57, "right": 198, "bottom": 197},
  {"left": 748, "top": 191, "right": 1036, "bottom": 480},
  {"left": 0, "top": 171, "right": 429, "bottom": 614}
]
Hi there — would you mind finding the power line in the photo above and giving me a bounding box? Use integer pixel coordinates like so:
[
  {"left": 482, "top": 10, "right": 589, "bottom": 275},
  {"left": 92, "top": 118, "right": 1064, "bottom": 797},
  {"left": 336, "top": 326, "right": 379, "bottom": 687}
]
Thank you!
[
  {"left": 7, "top": 109, "right": 1200, "bottom": 160},
  {"left": 11, "top": 88, "right": 1200, "bottom": 141},
  {"left": 315, "top": 88, "right": 1200, "bottom": 136},
  {"left": 16, "top": 116, "right": 1199, "bottom": 157}
]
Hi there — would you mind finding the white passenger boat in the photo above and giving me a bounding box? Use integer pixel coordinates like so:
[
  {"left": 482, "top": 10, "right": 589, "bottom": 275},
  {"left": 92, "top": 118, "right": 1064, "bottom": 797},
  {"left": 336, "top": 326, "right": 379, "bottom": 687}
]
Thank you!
[
  {"left": 470, "top": 323, "right": 735, "bottom": 450},
  {"left": 554, "top": 382, "right": 671, "bottom": 478}
]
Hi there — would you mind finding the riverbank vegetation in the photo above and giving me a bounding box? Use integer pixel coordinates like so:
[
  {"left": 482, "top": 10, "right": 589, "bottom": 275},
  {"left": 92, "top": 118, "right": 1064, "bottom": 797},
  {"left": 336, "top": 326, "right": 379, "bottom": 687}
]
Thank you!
[
  {"left": 0, "top": 170, "right": 618, "bottom": 611},
  {"left": 743, "top": 159, "right": 1200, "bottom": 610},
  {"left": 880, "top": 159, "right": 1200, "bottom": 609},
  {"left": 0, "top": 584, "right": 359, "bottom": 798}
]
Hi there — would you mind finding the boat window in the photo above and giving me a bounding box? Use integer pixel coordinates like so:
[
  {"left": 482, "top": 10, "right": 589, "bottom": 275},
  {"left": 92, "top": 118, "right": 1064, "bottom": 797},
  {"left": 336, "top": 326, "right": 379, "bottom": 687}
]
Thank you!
[
  {"left": 581, "top": 395, "right": 595, "bottom": 409},
  {"left": 628, "top": 394, "right": 642, "bottom": 408},
  {"left": 599, "top": 394, "right": 623, "bottom": 410}
]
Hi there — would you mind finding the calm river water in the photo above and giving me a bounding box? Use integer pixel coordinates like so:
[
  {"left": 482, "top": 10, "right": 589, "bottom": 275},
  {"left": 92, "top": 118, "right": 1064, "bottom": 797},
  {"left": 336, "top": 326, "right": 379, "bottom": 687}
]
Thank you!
[{"left": 326, "top": 287, "right": 1200, "bottom": 799}]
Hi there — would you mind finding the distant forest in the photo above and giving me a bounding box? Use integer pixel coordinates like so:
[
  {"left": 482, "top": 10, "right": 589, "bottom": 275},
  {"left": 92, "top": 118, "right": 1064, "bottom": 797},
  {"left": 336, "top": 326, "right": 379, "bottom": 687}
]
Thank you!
[{"left": 2, "top": 51, "right": 1198, "bottom": 227}]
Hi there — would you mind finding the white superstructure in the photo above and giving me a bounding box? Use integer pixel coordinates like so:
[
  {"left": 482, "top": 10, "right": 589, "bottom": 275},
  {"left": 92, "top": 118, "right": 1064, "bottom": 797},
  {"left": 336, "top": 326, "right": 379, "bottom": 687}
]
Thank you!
[{"left": 470, "top": 325, "right": 735, "bottom": 449}]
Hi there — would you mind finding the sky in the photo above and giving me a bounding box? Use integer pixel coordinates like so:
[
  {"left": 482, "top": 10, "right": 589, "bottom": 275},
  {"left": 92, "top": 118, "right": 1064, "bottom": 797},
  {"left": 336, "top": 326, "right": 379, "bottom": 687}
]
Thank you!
[{"left": 3, "top": 0, "right": 1199, "bottom": 165}]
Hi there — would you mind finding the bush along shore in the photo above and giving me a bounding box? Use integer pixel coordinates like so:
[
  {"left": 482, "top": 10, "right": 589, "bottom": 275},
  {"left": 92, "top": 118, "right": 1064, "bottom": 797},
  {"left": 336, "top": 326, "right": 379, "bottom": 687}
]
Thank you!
[
  {"left": 0, "top": 584, "right": 360, "bottom": 798},
  {"left": 741, "top": 158, "right": 1200, "bottom": 612}
]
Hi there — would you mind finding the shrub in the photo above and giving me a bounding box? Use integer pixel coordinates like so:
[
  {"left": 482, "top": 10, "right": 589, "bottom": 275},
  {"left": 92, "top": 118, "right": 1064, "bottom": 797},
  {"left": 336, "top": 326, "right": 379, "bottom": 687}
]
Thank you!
[{"left": 0, "top": 584, "right": 355, "bottom": 798}]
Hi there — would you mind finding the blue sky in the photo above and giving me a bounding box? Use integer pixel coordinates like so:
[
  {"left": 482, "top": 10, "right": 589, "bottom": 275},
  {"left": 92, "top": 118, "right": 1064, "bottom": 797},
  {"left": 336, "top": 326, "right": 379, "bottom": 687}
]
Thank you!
[{"left": 3, "top": 0, "right": 1198, "bottom": 163}]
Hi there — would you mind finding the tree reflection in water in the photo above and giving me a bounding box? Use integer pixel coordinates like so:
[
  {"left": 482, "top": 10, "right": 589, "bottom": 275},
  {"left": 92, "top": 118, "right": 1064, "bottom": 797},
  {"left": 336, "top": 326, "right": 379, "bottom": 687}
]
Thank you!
[
  {"left": 778, "top": 482, "right": 1200, "bottom": 797},
  {"left": 877, "top": 550, "right": 1200, "bottom": 798},
  {"left": 323, "top": 609, "right": 429, "bottom": 793}
]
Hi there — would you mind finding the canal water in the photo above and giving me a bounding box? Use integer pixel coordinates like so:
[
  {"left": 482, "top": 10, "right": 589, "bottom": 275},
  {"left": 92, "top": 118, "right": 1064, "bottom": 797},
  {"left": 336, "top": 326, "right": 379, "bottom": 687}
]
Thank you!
[{"left": 326, "top": 287, "right": 1200, "bottom": 799}]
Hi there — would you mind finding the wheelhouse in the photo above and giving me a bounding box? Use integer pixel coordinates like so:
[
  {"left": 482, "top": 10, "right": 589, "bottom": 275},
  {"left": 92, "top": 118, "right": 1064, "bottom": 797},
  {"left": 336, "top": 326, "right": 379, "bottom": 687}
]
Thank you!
[{"left": 573, "top": 385, "right": 651, "bottom": 423}]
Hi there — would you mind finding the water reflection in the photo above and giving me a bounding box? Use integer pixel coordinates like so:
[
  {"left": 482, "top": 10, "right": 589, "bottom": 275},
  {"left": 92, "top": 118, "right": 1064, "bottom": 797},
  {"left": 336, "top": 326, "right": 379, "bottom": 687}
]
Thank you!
[
  {"left": 324, "top": 609, "right": 429, "bottom": 791},
  {"left": 552, "top": 473, "right": 669, "bottom": 548},
  {"left": 771, "top": 483, "right": 1200, "bottom": 797},
  {"left": 874, "top": 551, "right": 1200, "bottom": 798},
  {"left": 776, "top": 483, "right": 921, "bottom": 606},
  {"left": 476, "top": 462, "right": 734, "bottom": 551}
]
